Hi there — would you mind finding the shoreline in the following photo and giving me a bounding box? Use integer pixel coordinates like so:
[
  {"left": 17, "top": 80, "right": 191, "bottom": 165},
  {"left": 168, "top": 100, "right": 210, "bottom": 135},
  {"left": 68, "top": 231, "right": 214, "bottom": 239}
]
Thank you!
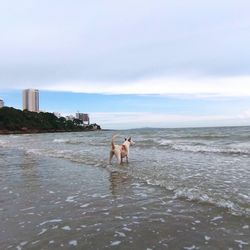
[{"left": 0, "top": 128, "right": 104, "bottom": 135}]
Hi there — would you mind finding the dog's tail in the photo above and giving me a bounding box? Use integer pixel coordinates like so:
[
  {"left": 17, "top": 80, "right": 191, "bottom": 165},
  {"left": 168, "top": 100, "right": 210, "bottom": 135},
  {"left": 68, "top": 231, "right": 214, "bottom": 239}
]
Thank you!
[{"left": 111, "top": 134, "right": 117, "bottom": 150}]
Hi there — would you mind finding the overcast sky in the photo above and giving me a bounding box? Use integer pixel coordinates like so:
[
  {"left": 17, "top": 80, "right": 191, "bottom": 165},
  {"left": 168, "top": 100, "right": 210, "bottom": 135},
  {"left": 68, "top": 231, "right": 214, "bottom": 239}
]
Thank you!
[{"left": 1, "top": 1, "right": 250, "bottom": 128}]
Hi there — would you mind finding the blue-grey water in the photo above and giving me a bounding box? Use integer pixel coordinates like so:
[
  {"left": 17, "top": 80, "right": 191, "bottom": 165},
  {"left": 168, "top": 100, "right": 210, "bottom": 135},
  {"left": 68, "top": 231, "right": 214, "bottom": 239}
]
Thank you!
[{"left": 0, "top": 126, "right": 250, "bottom": 249}]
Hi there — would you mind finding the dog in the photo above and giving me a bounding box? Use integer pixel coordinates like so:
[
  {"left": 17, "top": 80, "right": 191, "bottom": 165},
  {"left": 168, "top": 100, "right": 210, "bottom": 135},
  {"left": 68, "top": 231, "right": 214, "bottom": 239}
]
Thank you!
[{"left": 109, "top": 135, "right": 134, "bottom": 165}]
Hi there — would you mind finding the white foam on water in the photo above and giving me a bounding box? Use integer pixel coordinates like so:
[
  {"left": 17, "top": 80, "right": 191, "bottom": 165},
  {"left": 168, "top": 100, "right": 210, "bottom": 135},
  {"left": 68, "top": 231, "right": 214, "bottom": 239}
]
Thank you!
[
  {"left": 115, "top": 216, "right": 123, "bottom": 220},
  {"left": 38, "top": 228, "right": 47, "bottom": 235},
  {"left": 26, "top": 149, "right": 43, "bottom": 156},
  {"left": 20, "top": 207, "right": 35, "bottom": 211},
  {"left": 205, "top": 236, "right": 211, "bottom": 241},
  {"left": 122, "top": 227, "right": 132, "bottom": 232},
  {"left": 100, "top": 194, "right": 109, "bottom": 198},
  {"left": 159, "top": 218, "right": 165, "bottom": 223},
  {"left": 211, "top": 216, "right": 223, "bottom": 222},
  {"left": 0, "top": 140, "right": 8, "bottom": 147},
  {"left": 31, "top": 240, "right": 40, "bottom": 245},
  {"left": 184, "top": 245, "right": 196, "bottom": 250},
  {"left": 157, "top": 138, "right": 250, "bottom": 156},
  {"left": 62, "top": 226, "right": 71, "bottom": 231},
  {"left": 159, "top": 139, "right": 173, "bottom": 146},
  {"left": 80, "top": 203, "right": 90, "bottom": 208},
  {"left": 234, "top": 240, "right": 249, "bottom": 246},
  {"left": 238, "top": 193, "right": 250, "bottom": 200},
  {"left": 115, "top": 231, "right": 126, "bottom": 237},
  {"left": 39, "top": 219, "right": 62, "bottom": 226},
  {"left": 143, "top": 181, "right": 250, "bottom": 217},
  {"left": 20, "top": 242, "right": 28, "bottom": 246},
  {"left": 69, "top": 240, "right": 77, "bottom": 246},
  {"left": 53, "top": 139, "right": 69, "bottom": 143},
  {"left": 110, "top": 241, "right": 121, "bottom": 246},
  {"left": 65, "top": 196, "right": 77, "bottom": 203}
]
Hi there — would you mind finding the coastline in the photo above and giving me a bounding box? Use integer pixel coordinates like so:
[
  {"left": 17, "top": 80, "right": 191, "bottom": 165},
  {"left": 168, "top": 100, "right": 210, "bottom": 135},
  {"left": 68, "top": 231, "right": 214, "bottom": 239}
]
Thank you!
[
  {"left": 0, "top": 128, "right": 102, "bottom": 135},
  {"left": 0, "top": 107, "right": 102, "bottom": 135}
]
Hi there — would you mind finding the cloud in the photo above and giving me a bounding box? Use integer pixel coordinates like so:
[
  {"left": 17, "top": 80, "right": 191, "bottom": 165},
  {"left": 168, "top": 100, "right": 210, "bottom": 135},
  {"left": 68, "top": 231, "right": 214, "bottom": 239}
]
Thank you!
[
  {"left": 91, "top": 111, "right": 250, "bottom": 129},
  {"left": 1, "top": 74, "right": 250, "bottom": 97},
  {"left": 0, "top": 0, "right": 250, "bottom": 91},
  {"left": 21, "top": 75, "right": 250, "bottom": 98}
]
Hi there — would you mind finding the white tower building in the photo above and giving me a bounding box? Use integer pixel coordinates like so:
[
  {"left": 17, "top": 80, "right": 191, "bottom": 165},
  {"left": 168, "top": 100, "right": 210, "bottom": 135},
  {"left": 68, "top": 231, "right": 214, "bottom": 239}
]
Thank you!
[
  {"left": 23, "top": 89, "right": 39, "bottom": 112},
  {"left": 0, "top": 99, "right": 4, "bottom": 108}
]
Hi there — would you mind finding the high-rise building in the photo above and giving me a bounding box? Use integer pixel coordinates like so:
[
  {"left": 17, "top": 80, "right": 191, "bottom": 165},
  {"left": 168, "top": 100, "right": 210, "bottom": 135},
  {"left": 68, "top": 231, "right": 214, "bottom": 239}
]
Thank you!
[
  {"left": 76, "top": 112, "right": 90, "bottom": 125},
  {"left": 0, "top": 99, "right": 4, "bottom": 108},
  {"left": 23, "top": 89, "right": 39, "bottom": 112}
]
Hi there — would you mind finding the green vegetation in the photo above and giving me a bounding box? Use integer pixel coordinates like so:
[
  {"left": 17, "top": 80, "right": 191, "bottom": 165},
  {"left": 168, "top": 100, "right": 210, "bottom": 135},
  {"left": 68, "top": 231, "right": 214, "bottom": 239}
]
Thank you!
[{"left": 0, "top": 107, "right": 101, "bottom": 134}]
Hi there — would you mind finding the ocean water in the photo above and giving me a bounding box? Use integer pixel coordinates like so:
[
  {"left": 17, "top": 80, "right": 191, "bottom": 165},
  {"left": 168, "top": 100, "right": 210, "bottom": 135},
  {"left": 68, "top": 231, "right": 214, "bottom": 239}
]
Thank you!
[{"left": 0, "top": 126, "right": 250, "bottom": 249}]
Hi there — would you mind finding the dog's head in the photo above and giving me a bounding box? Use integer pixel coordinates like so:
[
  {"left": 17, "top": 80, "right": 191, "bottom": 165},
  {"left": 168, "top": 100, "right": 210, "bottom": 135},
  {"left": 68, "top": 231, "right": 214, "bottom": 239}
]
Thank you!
[{"left": 124, "top": 137, "right": 135, "bottom": 146}]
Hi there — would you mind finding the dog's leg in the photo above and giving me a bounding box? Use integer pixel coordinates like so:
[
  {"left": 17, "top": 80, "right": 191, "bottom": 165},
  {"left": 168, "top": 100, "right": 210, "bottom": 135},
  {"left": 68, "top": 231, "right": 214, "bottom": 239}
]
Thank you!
[
  {"left": 114, "top": 151, "right": 121, "bottom": 165},
  {"left": 117, "top": 154, "right": 121, "bottom": 165},
  {"left": 109, "top": 151, "right": 114, "bottom": 164}
]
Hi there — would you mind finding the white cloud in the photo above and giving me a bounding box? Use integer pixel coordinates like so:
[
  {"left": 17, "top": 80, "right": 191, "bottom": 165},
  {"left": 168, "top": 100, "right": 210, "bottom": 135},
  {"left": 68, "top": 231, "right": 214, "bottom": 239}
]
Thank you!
[
  {"left": 37, "top": 76, "right": 250, "bottom": 97},
  {"left": 91, "top": 111, "right": 250, "bottom": 129}
]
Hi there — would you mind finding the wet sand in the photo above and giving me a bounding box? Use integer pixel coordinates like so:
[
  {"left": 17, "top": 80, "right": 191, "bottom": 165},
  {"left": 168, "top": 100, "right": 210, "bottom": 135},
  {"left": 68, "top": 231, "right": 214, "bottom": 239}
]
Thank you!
[{"left": 1, "top": 147, "right": 249, "bottom": 249}]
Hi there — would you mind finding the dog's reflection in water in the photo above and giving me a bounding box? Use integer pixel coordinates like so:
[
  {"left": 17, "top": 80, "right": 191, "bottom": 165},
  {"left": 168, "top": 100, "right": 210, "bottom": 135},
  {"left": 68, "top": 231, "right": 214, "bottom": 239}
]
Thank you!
[{"left": 109, "top": 171, "right": 130, "bottom": 196}]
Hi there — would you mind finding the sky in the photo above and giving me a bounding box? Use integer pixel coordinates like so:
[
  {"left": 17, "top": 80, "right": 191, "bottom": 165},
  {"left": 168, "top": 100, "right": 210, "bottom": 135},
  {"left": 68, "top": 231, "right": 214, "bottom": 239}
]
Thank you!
[{"left": 1, "top": 0, "right": 250, "bottom": 129}]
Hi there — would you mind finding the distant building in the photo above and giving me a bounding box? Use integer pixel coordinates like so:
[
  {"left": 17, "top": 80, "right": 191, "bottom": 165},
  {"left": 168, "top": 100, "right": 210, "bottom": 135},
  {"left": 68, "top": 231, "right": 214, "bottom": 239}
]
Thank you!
[
  {"left": 76, "top": 112, "right": 90, "bottom": 125},
  {"left": 65, "top": 115, "right": 75, "bottom": 121},
  {"left": 23, "top": 89, "right": 39, "bottom": 112},
  {"left": 53, "top": 112, "right": 61, "bottom": 118},
  {"left": 0, "top": 99, "right": 4, "bottom": 108}
]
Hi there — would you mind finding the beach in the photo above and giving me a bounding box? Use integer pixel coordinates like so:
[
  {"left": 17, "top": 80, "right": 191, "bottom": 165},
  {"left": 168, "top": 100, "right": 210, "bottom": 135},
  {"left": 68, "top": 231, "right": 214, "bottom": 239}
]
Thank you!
[{"left": 1, "top": 127, "right": 250, "bottom": 249}]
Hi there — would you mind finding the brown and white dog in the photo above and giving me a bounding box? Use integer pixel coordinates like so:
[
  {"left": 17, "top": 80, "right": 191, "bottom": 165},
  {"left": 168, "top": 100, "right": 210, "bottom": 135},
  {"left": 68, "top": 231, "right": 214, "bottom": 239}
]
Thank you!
[{"left": 109, "top": 135, "right": 134, "bottom": 164}]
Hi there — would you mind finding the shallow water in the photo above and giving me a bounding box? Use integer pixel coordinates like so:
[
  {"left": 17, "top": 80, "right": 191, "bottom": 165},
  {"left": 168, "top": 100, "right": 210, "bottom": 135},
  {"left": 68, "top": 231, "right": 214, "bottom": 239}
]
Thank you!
[{"left": 0, "top": 127, "right": 250, "bottom": 249}]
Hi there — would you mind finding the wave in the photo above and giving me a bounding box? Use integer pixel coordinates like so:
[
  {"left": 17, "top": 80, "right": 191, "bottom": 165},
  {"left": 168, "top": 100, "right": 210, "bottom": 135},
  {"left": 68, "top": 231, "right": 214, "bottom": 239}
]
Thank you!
[
  {"left": 144, "top": 179, "right": 250, "bottom": 217},
  {"left": 53, "top": 138, "right": 85, "bottom": 145},
  {"left": 53, "top": 138, "right": 69, "bottom": 143},
  {"left": 0, "top": 139, "right": 10, "bottom": 148},
  {"left": 66, "top": 141, "right": 83, "bottom": 145},
  {"left": 170, "top": 144, "right": 250, "bottom": 156},
  {"left": 156, "top": 139, "right": 250, "bottom": 156},
  {"left": 170, "top": 135, "right": 229, "bottom": 140},
  {"left": 173, "top": 187, "right": 249, "bottom": 216}
]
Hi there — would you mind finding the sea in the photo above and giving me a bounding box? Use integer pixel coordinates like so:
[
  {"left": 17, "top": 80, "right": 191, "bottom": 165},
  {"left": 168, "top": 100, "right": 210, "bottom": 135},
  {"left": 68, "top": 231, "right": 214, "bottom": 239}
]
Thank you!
[{"left": 0, "top": 126, "right": 250, "bottom": 249}]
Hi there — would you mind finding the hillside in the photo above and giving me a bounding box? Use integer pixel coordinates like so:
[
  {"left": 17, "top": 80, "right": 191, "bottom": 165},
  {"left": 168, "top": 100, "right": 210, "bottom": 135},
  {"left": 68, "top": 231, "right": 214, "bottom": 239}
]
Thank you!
[{"left": 0, "top": 107, "right": 101, "bottom": 134}]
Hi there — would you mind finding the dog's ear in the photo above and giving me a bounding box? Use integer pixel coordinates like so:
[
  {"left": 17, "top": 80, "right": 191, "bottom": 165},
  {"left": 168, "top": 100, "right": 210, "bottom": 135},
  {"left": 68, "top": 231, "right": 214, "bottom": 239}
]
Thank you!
[
  {"left": 124, "top": 137, "right": 127, "bottom": 141},
  {"left": 128, "top": 137, "right": 131, "bottom": 142}
]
